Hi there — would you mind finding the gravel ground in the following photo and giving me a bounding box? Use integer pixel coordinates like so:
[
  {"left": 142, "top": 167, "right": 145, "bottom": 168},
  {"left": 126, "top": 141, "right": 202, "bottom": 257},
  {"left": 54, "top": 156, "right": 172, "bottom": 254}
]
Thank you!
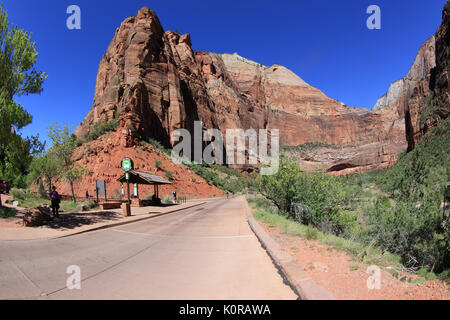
[{"left": 260, "top": 222, "right": 449, "bottom": 300}]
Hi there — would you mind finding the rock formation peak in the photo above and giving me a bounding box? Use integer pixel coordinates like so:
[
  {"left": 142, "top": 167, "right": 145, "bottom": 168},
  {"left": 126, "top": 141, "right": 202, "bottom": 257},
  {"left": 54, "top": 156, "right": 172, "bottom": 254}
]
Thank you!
[{"left": 74, "top": 4, "right": 449, "bottom": 174}]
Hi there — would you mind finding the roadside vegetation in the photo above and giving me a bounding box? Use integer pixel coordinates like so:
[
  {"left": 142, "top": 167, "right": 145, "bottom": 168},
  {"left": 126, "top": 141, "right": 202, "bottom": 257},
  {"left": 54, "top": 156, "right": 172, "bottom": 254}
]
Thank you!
[
  {"left": 251, "top": 119, "right": 449, "bottom": 280},
  {"left": 187, "top": 163, "right": 247, "bottom": 193},
  {"left": 9, "top": 187, "right": 98, "bottom": 213},
  {"left": 247, "top": 195, "right": 443, "bottom": 284},
  {"left": 0, "top": 206, "right": 16, "bottom": 218},
  {"left": 0, "top": 4, "right": 92, "bottom": 207},
  {"left": 27, "top": 123, "right": 88, "bottom": 203},
  {"left": 0, "top": 4, "right": 46, "bottom": 188}
]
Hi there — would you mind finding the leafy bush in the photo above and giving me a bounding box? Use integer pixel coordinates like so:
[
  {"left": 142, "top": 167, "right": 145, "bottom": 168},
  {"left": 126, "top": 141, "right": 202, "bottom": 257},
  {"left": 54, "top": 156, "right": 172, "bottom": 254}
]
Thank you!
[
  {"left": 256, "top": 157, "right": 354, "bottom": 236},
  {"left": 210, "top": 164, "right": 242, "bottom": 177},
  {"left": 85, "top": 199, "right": 97, "bottom": 209},
  {"left": 256, "top": 118, "right": 449, "bottom": 274},
  {"left": 305, "top": 226, "right": 319, "bottom": 240},
  {"left": 249, "top": 194, "right": 403, "bottom": 268},
  {"left": 38, "top": 181, "right": 48, "bottom": 199},
  {"left": 362, "top": 120, "right": 450, "bottom": 272},
  {"left": 187, "top": 162, "right": 246, "bottom": 193},
  {"left": 0, "top": 206, "right": 16, "bottom": 218},
  {"left": 11, "top": 188, "right": 27, "bottom": 201}
]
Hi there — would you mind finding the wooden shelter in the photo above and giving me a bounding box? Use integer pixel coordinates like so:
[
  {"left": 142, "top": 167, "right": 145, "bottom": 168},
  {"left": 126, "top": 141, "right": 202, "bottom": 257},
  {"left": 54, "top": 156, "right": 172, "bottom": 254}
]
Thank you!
[{"left": 117, "top": 170, "right": 172, "bottom": 203}]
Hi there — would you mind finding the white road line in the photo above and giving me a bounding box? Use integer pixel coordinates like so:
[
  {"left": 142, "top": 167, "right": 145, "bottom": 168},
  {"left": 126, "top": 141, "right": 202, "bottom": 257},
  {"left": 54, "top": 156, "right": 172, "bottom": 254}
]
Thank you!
[{"left": 110, "top": 229, "right": 255, "bottom": 239}]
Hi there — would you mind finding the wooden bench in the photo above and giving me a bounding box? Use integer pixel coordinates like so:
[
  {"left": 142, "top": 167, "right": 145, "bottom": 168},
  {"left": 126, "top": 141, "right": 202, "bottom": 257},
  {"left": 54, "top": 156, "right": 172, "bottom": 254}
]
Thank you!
[{"left": 99, "top": 201, "right": 123, "bottom": 210}]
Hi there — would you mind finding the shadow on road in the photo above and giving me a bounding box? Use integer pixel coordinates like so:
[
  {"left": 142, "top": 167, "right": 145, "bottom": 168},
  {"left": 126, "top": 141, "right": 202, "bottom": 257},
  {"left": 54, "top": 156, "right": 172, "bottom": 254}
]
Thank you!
[{"left": 47, "top": 211, "right": 122, "bottom": 230}]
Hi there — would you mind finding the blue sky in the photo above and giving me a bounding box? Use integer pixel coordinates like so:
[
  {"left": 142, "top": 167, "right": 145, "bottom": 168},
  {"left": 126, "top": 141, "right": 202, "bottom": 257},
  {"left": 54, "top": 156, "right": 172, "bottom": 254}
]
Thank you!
[{"left": 4, "top": 0, "right": 447, "bottom": 145}]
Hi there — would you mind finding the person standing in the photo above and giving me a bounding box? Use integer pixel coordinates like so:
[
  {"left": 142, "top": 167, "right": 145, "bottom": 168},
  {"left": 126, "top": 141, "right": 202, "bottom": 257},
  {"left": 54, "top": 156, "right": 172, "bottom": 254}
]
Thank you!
[{"left": 50, "top": 186, "right": 61, "bottom": 218}]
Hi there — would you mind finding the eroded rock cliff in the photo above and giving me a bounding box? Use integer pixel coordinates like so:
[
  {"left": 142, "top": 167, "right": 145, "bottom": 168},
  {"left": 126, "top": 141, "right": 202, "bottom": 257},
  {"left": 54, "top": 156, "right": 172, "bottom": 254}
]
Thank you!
[
  {"left": 74, "top": 5, "right": 447, "bottom": 175},
  {"left": 373, "top": 1, "right": 449, "bottom": 151}
]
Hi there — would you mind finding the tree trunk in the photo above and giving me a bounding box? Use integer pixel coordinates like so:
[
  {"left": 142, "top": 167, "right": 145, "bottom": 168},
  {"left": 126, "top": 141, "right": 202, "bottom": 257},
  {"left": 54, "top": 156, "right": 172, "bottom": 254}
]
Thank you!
[
  {"left": 70, "top": 181, "right": 76, "bottom": 203},
  {"left": 47, "top": 177, "right": 52, "bottom": 195}
]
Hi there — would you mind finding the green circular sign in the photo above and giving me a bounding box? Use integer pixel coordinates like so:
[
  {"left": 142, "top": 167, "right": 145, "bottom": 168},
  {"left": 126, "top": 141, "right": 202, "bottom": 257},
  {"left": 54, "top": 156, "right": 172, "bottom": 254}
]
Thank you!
[{"left": 121, "top": 158, "right": 133, "bottom": 171}]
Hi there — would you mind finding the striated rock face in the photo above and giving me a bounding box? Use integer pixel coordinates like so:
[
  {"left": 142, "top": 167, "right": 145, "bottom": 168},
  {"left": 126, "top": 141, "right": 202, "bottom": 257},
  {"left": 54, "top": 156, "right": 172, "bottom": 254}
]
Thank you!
[
  {"left": 407, "top": 1, "right": 450, "bottom": 150},
  {"left": 75, "top": 6, "right": 426, "bottom": 174},
  {"left": 74, "top": 8, "right": 204, "bottom": 148},
  {"left": 373, "top": 1, "right": 449, "bottom": 151},
  {"left": 195, "top": 52, "right": 407, "bottom": 172},
  {"left": 373, "top": 36, "right": 436, "bottom": 117}
]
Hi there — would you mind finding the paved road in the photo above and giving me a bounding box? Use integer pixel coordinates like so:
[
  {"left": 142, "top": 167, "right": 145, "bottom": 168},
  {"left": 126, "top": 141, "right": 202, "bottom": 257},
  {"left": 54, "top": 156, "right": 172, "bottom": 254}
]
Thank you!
[{"left": 0, "top": 197, "right": 297, "bottom": 299}]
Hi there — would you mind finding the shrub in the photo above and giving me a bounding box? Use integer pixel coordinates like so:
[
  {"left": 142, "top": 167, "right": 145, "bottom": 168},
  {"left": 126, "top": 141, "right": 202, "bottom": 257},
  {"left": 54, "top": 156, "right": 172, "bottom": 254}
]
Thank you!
[
  {"left": 305, "top": 226, "right": 319, "bottom": 240},
  {"left": 147, "top": 138, "right": 172, "bottom": 156},
  {"left": 256, "top": 120, "right": 450, "bottom": 274},
  {"left": 11, "top": 188, "right": 27, "bottom": 201},
  {"left": 363, "top": 119, "right": 450, "bottom": 272},
  {"left": 185, "top": 162, "right": 246, "bottom": 193},
  {"left": 0, "top": 206, "right": 16, "bottom": 218},
  {"left": 38, "top": 182, "right": 48, "bottom": 199},
  {"left": 257, "top": 157, "right": 354, "bottom": 235},
  {"left": 86, "top": 199, "right": 97, "bottom": 209},
  {"left": 83, "top": 120, "right": 119, "bottom": 142},
  {"left": 164, "top": 169, "right": 173, "bottom": 181}
]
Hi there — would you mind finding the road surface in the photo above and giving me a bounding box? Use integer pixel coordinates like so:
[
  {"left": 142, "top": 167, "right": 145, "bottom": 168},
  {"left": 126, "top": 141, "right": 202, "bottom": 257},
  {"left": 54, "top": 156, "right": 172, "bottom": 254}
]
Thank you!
[{"left": 0, "top": 197, "right": 297, "bottom": 299}]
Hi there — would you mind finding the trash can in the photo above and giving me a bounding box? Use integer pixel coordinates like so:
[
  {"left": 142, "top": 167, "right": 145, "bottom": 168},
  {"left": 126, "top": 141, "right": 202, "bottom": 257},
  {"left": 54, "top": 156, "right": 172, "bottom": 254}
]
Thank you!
[{"left": 122, "top": 203, "right": 131, "bottom": 217}]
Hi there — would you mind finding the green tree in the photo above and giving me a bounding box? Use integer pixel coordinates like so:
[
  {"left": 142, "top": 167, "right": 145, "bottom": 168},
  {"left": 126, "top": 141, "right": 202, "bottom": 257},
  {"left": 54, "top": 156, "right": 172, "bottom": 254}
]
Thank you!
[
  {"left": 0, "top": 4, "right": 47, "bottom": 187},
  {"left": 256, "top": 156, "right": 303, "bottom": 214},
  {"left": 256, "top": 156, "right": 354, "bottom": 235},
  {"left": 28, "top": 149, "right": 59, "bottom": 194},
  {"left": 64, "top": 165, "right": 86, "bottom": 203},
  {"left": 48, "top": 123, "right": 84, "bottom": 203}
]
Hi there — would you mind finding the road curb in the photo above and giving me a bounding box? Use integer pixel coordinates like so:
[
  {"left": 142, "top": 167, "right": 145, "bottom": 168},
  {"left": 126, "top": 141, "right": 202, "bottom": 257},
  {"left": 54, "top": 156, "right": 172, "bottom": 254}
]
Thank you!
[{"left": 243, "top": 198, "right": 336, "bottom": 300}]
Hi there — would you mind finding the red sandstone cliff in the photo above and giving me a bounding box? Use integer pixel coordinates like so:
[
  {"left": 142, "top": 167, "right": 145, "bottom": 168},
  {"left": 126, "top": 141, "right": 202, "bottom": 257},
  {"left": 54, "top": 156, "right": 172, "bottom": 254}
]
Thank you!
[
  {"left": 73, "top": 7, "right": 409, "bottom": 175},
  {"left": 74, "top": 4, "right": 449, "bottom": 176},
  {"left": 55, "top": 130, "right": 224, "bottom": 199},
  {"left": 372, "top": 1, "right": 449, "bottom": 151}
]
